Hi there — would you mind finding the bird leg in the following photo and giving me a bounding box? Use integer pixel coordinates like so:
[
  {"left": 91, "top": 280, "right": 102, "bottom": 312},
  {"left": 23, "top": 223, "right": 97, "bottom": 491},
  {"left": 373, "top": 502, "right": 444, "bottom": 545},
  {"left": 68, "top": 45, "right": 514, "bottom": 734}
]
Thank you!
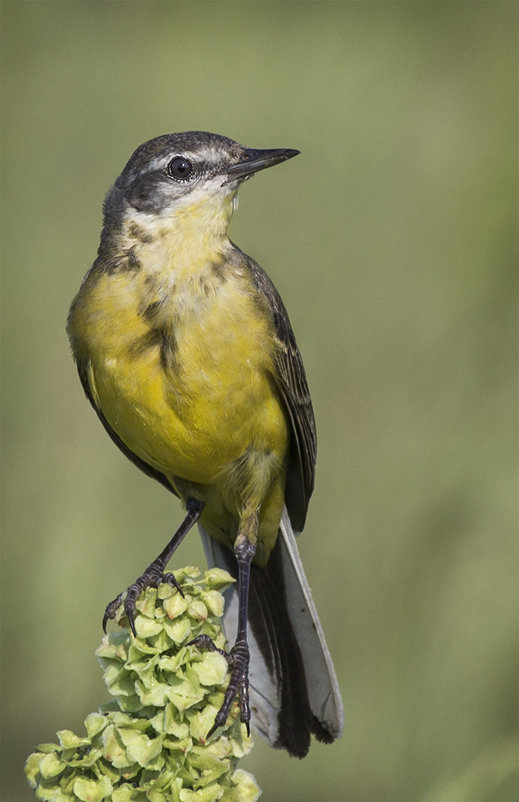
[
  {"left": 190, "top": 535, "right": 256, "bottom": 736},
  {"left": 103, "top": 496, "right": 205, "bottom": 634}
]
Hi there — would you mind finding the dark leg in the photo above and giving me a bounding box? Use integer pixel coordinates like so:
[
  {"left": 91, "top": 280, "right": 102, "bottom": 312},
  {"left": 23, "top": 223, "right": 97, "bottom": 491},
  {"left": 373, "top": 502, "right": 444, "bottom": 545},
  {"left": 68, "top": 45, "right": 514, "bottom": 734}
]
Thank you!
[
  {"left": 103, "top": 496, "right": 204, "bottom": 634},
  {"left": 203, "top": 536, "right": 256, "bottom": 736}
]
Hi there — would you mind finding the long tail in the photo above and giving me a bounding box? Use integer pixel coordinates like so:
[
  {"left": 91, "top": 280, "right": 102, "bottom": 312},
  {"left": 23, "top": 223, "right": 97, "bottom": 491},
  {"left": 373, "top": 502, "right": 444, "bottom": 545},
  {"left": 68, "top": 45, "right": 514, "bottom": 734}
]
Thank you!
[{"left": 199, "top": 508, "right": 343, "bottom": 758}]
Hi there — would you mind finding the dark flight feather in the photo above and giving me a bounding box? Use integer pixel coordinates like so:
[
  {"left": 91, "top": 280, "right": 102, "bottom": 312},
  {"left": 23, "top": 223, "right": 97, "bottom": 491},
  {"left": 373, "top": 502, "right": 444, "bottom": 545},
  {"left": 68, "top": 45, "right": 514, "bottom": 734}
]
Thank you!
[{"left": 240, "top": 249, "right": 317, "bottom": 532}]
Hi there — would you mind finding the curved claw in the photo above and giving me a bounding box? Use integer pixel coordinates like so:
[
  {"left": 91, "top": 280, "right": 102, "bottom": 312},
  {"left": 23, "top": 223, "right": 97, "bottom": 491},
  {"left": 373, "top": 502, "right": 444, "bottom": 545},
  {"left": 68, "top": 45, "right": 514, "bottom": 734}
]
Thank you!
[
  {"left": 193, "top": 634, "right": 251, "bottom": 736},
  {"left": 102, "top": 592, "right": 125, "bottom": 632},
  {"left": 123, "top": 587, "right": 141, "bottom": 636},
  {"left": 207, "top": 707, "right": 230, "bottom": 738},
  {"left": 162, "top": 571, "right": 185, "bottom": 597},
  {"left": 102, "top": 568, "right": 181, "bottom": 636},
  {"left": 101, "top": 501, "right": 204, "bottom": 635}
]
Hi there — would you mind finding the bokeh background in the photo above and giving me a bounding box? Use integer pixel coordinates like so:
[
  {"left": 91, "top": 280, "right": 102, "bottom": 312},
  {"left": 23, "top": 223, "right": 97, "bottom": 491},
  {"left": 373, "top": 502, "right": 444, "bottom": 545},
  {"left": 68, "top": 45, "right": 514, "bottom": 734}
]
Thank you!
[{"left": 1, "top": 2, "right": 517, "bottom": 801}]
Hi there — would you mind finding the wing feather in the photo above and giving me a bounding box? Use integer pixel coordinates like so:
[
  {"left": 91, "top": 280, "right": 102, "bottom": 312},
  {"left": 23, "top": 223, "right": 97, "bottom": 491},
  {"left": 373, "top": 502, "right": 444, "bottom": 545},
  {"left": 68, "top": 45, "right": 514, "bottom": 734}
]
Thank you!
[{"left": 243, "top": 251, "right": 317, "bottom": 531}]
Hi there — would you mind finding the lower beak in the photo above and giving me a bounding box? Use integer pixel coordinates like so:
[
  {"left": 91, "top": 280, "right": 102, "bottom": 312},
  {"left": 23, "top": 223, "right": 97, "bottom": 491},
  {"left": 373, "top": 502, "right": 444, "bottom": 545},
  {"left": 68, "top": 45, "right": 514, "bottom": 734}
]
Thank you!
[{"left": 224, "top": 147, "right": 300, "bottom": 183}]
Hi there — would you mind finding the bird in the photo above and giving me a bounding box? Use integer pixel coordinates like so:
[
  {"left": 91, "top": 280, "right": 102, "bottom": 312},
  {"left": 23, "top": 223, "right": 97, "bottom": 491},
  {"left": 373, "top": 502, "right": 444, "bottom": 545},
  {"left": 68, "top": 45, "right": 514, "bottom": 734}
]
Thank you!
[{"left": 67, "top": 131, "right": 343, "bottom": 758}]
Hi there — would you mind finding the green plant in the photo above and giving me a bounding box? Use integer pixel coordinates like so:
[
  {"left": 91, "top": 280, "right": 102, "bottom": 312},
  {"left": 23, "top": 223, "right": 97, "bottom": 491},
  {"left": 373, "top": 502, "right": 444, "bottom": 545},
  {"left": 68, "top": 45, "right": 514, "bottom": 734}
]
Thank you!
[{"left": 25, "top": 567, "right": 261, "bottom": 802}]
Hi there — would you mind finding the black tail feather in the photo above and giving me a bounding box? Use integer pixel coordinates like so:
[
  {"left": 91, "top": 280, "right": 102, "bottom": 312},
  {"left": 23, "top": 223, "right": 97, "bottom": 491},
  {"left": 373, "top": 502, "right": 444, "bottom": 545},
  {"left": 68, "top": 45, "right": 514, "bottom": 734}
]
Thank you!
[{"left": 249, "top": 536, "right": 331, "bottom": 757}]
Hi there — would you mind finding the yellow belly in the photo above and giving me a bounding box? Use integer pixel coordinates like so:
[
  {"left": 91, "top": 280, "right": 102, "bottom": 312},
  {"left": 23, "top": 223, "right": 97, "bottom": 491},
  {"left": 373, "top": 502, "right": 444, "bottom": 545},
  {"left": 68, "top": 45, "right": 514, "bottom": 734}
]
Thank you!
[{"left": 75, "top": 266, "right": 289, "bottom": 548}]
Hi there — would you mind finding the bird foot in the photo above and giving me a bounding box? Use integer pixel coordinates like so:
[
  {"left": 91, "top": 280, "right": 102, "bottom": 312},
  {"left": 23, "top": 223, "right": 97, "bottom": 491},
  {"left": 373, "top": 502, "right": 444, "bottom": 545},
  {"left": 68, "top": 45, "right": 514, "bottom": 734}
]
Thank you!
[
  {"left": 188, "top": 634, "right": 251, "bottom": 736},
  {"left": 103, "top": 566, "right": 183, "bottom": 635}
]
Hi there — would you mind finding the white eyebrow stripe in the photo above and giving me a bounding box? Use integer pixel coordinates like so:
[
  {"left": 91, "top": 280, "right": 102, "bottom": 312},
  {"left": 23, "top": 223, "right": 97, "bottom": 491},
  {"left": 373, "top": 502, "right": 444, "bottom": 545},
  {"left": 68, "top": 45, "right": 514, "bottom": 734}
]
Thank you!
[{"left": 145, "top": 146, "right": 226, "bottom": 174}]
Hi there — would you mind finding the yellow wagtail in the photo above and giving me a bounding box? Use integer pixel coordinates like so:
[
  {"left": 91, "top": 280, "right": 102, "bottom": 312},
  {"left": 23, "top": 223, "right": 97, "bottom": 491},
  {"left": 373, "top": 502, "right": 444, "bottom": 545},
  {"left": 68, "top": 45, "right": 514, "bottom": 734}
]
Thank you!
[{"left": 67, "top": 132, "right": 343, "bottom": 757}]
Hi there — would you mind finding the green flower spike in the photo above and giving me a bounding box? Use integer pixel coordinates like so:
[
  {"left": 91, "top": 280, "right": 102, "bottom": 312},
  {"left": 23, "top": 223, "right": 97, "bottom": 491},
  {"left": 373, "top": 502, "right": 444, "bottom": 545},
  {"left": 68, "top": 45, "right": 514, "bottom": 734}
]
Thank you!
[{"left": 25, "top": 566, "right": 261, "bottom": 802}]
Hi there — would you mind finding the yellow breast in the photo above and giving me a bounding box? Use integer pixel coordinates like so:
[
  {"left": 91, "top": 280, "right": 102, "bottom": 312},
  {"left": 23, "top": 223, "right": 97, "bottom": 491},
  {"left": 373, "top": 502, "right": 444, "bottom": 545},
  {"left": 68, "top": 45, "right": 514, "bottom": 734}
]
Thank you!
[{"left": 70, "top": 249, "right": 288, "bottom": 497}]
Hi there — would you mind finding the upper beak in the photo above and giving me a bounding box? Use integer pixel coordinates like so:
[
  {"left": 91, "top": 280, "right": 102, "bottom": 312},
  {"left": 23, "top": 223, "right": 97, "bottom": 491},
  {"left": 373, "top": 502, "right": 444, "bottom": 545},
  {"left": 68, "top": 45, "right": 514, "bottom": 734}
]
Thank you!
[{"left": 224, "top": 147, "right": 300, "bottom": 184}]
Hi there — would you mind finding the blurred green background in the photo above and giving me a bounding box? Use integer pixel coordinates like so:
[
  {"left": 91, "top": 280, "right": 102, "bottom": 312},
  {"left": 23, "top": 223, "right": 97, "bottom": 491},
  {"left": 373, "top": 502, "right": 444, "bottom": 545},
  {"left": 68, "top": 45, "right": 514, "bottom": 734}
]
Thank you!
[{"left": 1, "top": 2, "right": 517, "bottom": 801}]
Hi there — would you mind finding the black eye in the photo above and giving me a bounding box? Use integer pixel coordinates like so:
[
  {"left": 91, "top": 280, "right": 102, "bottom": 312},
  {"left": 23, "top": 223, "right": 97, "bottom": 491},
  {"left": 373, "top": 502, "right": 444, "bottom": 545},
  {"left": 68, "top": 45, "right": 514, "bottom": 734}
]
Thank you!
[{"left": 167, "top": 156, "right": 194, "bottom": 181}]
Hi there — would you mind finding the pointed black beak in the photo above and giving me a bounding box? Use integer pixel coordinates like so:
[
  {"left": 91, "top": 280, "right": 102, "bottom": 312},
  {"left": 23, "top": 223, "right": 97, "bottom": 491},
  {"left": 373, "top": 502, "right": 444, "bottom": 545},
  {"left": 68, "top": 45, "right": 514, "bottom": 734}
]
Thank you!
[{"left": 224, "top": 147, "right": 300, "bottom": 184}]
